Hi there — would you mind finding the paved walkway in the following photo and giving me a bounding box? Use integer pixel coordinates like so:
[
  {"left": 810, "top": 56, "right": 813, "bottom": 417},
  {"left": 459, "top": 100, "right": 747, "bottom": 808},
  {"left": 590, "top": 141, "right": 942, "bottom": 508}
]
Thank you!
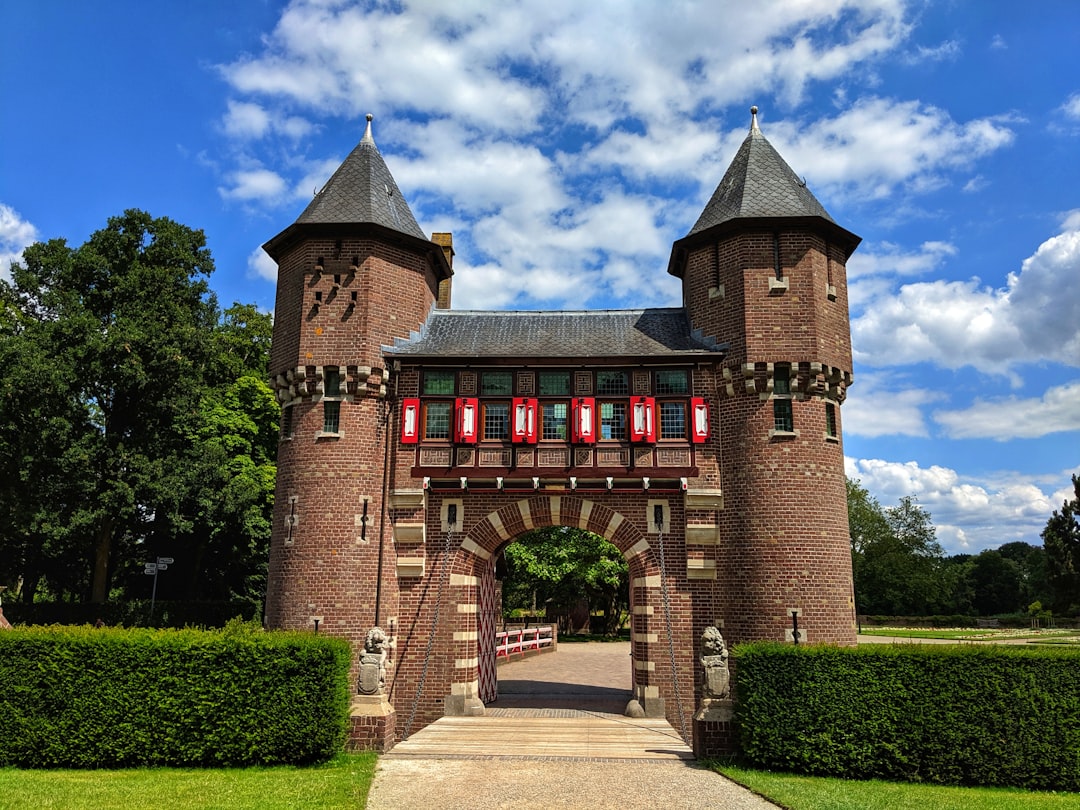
[{"left": 367, "top": 643, "right": 779, "bottom": 809}]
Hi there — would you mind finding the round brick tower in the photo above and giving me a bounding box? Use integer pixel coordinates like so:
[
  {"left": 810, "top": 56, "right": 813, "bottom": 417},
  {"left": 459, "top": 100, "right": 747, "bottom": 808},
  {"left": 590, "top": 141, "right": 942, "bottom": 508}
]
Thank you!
[
  {"left": 262, "top": 116, "right": 452, "bottom": 644},
  {"left": 669, "top": 108, "right": 860, "bottom": 646}
]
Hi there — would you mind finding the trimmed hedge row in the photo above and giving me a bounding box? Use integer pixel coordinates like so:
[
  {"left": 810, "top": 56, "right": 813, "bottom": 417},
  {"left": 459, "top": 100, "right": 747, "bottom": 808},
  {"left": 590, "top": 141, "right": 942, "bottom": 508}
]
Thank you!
[
  {"left": 0, "top": 624, "right": 352, "bottom": 768},
  {"left": 2, "top": 600, "right": 260, "bottom": 629},
  {"left": 735, "top": 642, "right": 1080, "bottom": 792}
]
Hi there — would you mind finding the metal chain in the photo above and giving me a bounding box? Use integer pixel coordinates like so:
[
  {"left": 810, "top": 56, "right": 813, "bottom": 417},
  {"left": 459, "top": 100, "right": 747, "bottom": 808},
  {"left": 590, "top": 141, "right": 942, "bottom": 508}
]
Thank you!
[
  {"left": 402, "top": 522, "right": 455, "bottom": 740},
  {"left": 656, "top": 525, "right": 690, "bottom": 745}
]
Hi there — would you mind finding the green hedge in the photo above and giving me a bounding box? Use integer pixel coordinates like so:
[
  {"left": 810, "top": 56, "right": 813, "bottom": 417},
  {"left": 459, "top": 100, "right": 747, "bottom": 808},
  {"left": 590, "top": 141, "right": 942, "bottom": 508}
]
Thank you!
[
  {"left": 735, "top": 642, "right": 1080, "bottom": 791},
  {"left": 0, "top": 624, "right": 352, "bottom": 768},
  {"left": 2, "top": 600, "right": 260, "bottom": 628}
]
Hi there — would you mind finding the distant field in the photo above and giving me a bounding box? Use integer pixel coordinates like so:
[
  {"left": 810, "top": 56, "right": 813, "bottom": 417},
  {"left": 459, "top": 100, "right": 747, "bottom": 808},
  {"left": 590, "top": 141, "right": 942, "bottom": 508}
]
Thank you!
[{"left": 859, "top": 627, "right": 1080, "bottom": 643}]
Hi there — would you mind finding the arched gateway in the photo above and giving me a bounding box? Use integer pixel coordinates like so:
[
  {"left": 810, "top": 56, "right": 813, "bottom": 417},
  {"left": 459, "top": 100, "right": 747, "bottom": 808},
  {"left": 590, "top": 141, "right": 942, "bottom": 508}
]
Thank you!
[{"left": 262, "top": 110, "right": 860, "bottom": 757}]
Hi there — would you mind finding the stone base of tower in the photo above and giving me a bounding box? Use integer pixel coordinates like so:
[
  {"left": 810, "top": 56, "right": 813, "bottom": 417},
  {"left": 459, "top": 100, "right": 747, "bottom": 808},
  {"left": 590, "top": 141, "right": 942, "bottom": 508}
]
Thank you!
[
  {"left": 347, "top": 695, "right": 397, "bottom": 752},
  {"left": 444, "top": 680, "right": 486, "bottom": 716},
  {"left": 693, "top": 698, "right": 737, "bottom": 757}
]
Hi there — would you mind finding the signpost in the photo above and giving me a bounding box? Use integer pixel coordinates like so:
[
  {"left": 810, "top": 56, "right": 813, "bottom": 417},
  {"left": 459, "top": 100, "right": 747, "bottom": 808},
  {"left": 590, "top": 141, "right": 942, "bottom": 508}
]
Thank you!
[{"left": 144, "top": 557, "right": 175, "bottom": 623}]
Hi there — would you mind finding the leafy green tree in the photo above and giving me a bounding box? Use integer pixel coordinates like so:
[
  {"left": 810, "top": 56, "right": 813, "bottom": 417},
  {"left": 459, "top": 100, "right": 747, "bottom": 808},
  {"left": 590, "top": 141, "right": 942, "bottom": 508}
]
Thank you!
[
  {"left": 501, "top": 527, "right": 628, "bottom": 635},
  {"left": 1042, "top": 475, "right": 1080, "bottom": 614},
  {"left": 996, "top": 541, "right": 1050, "bottom": 608},
  {"left": 0, "top": 212, "right": 277, "bottom": 607},
  {"left": 968, "top": 550, "right": 1022, "bottom": 616},
  {"left": 848, "top": 479, "right": 945, "bottom": 615}
]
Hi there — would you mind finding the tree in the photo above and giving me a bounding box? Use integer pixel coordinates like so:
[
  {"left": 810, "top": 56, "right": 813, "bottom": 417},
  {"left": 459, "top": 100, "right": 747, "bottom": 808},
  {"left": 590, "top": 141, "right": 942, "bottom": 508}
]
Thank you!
[
  {"left": 848, "top": 479, "right": 945, "bottom": 615},
  {"left": 0, "top": 211, "right": 277, "bottom": 607},
  {"left": 501, "top": 527, "right": 628, "bottom": 635},
  {"left": 968, "top": 550, "right": 1022, "bottom": 616},
  {"left": 1042, "top": 475, "right": 1080, "bottom": 614}
]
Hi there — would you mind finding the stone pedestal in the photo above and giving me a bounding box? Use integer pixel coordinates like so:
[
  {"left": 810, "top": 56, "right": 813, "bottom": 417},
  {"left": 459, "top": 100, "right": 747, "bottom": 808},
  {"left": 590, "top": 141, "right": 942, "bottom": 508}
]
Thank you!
[
  {"left": 347, "top": 694, "right": 396, "bottom": 752},
  {"left": 693, "top": 698, "right": 736, "bottom": 757},
  {"left": 444, "top": 681, "right": 485, "bottom": 716}
]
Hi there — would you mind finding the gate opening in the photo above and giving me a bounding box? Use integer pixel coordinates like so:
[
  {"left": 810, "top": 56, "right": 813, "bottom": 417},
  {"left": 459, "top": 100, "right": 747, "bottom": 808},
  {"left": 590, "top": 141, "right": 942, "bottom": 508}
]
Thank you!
[{"left": 481, "top": 526, "right": 632, "bottom": 713}]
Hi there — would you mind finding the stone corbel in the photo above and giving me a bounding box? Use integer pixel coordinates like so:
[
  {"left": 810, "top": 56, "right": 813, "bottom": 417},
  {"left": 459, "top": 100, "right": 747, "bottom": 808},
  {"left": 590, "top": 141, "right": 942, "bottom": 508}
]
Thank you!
[{"left": 742, "top": 363, "right": 756, "bottom": 394}]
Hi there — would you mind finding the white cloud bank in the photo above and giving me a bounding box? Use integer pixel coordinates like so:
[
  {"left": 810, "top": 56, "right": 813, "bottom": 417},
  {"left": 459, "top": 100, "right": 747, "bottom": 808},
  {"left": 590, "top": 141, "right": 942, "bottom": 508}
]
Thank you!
[
  {"left": 852, "top": 214, "right": 1080, "bottom": 371},
  {"left": 845, "top": 456, "right": 1075, "bottom": 553}
]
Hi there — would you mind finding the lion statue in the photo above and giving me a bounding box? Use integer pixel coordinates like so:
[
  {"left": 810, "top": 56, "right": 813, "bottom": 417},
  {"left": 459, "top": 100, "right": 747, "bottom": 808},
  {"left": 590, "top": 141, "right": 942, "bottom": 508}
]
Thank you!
[
  {"left": 358, "top": 626, "right": 389, "bottom": 695},
  {"left": 700, "top": 626, "right": 730, "bottom": 699}
]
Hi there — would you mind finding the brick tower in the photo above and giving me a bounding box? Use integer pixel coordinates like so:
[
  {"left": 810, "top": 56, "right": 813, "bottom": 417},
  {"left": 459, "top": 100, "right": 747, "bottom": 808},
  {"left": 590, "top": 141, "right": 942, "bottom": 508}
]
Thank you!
[
  {"left": 669, "top": 107, "right": 860, "bottom": 646},
  {"left": 262, "top": 115, "right": 452, "bottom": 645}
]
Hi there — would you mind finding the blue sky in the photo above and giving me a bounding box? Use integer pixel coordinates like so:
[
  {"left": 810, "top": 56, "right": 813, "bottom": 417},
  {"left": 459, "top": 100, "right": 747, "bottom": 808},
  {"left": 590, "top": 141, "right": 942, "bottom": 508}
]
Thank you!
[{"left": 2, "top": 0, "right": 1078, "bottom": 555}]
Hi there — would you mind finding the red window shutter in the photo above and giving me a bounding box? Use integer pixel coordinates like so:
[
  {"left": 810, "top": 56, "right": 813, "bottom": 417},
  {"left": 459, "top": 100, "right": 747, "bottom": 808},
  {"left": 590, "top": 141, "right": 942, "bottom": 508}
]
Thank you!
[
  {"left": 690, "top": 397, "right": 710, "bottom": 443},
  {"left": 455, "top": 397, "right": 478, "bottom": 444},
  {"left": 512, "top": 397, "right": 538, "bottom": 443},
  {"left": 572, "top": 397, "right": 596, "bottom": 444},
  {"left": 401, "top": 397, "right": 420, "bottom": 444},
  {"left": 630, "top": 396, "right": 656, "bottom": 443}
]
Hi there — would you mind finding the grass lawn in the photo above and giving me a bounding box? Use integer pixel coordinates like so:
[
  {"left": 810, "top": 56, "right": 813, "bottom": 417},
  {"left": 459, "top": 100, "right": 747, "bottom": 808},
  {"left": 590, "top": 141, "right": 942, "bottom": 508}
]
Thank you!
[
  {"left": 858, "top": 627, "right": 1079, "bottom": 642},
  {"left": 713, "top": 764, "right": 1080, "bottom": 809},
  {"left": 4, "top": 754, "right": 1078, "bottom": 809},
  {"left": 0, "top": 752, "right": 377, "bottom": 810}
]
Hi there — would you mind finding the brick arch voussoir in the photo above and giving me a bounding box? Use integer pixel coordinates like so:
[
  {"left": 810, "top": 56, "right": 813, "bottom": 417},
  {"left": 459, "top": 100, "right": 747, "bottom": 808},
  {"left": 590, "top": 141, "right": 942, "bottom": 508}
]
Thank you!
[{"left": 455, "top": 495, "right": 652, "bottom": 577}]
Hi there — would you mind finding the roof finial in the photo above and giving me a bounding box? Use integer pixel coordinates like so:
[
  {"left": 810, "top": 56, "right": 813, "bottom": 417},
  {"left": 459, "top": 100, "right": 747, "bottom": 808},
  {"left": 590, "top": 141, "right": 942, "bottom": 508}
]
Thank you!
[
  {"left": 362, "top": 113, "right": 375, "bottom": 144},
  {"left": 750, "top": 105, "right": 760, "bottom": 132}
]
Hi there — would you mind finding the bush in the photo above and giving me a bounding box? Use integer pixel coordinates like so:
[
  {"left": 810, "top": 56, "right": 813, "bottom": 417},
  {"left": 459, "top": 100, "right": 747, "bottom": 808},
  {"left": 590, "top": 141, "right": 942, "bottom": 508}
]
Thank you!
[
  {"left": 0, "top": 623, "right": 352, "bottom": 768},
  {"left": 735, "top": 642, "right": 1080, "bottom": 792}
]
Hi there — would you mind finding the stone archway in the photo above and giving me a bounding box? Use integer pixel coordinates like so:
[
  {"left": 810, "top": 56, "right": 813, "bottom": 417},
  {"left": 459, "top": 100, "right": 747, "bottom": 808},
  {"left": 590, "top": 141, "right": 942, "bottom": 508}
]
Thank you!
[{"left": 436, "top": 494, "right": 678, "bottom": 723}]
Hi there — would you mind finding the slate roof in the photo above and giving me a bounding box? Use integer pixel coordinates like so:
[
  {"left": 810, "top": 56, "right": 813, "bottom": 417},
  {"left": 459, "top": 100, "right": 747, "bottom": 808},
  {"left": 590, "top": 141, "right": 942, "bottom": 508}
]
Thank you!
[
  {"left": 292, "top": 115, "right": 427, "bottom": 240},
  {"left": 384, "top": 308, "right": 724, "bottom": 360},
  {"left": 688, "top": 109, "right": 835, "bottom": 235}
]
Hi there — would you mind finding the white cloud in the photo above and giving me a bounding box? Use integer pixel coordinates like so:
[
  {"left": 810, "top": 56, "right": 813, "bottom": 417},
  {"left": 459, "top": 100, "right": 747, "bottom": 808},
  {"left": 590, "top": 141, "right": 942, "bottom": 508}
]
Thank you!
[
  {"left": 842, "top": 372, "right": 941, "bottom": 438},
  {"left": 902, "top": 39, "right": 961, "bottom": 65},
  {"left": 218, "top": 168, "right": 289, "bottom": 203},
  {"left": 845, "top": 456, "right": 1067, "bottom": 552},
  {"left": 247, "top": 245, "right": 278, "bottom": 283},
  {"left": 222, "top": 99, "right": 314, "bottom": 141},
  {"left": 933, "top": 380, "right": 1080, "bottom": 440},
  {"left": 1061, "top": 92, "right": 1080, "bottom": 121},
  {"left": 766, "top": 98, "right": 1018, "bottom": 201},
  {"left": 847, "top": 240, "right": 956, "bottom": 280},
  {"left": 852, "top": 220, "right": 1080, "bottom": 371},
  {"left": 223, "top": 100, "right": 271, "bottom": 139},
  {"left": 0, "top": 203, "right": 39, "bottom": 283}
]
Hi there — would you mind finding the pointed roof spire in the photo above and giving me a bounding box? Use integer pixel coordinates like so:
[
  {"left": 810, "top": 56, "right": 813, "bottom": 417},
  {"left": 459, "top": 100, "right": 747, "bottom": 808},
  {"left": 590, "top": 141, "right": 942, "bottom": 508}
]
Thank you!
[
  {"left": 289, "top": 114, "right": 426, "bottom": 240},
  {"left": 686, "top": 106, "right": 837, "bottom": 236}
]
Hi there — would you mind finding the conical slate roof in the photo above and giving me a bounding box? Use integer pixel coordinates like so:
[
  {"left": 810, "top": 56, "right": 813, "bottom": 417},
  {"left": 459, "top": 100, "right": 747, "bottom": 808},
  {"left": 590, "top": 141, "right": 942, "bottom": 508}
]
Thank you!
[
  {"left": 292, "top": 115, "right": 426, "bottom": 240},
  {"left": 688, "top": 107, "right": 835, "bottom": 236}
]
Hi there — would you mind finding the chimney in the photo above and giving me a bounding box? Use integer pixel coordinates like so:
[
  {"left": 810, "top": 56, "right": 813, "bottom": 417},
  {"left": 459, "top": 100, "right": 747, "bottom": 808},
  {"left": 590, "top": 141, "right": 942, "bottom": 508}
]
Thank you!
[{"left": 432, "top": 232, "right": 454, "bottom": 310}]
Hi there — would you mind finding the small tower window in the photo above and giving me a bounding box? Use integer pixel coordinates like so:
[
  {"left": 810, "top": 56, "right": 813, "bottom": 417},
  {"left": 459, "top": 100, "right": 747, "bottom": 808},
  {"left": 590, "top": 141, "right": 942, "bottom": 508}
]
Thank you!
[
  {"left": 324, "top": 368, "right": 341, "bottom": 397},
  {"left": 323, "top": 401, "right": 341, "bottom": 434},
  {"left": 825, "top": 402, "right": 838, "bottom": 439},
  {"left": 773, "top": 399, "right": 793, "bottom": 433},
  {"left": 774, "top": 365, "right": 791, "bottom": 395},
  {"left": 322, "top": 368, "right": 342, "bottom": 435}
]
